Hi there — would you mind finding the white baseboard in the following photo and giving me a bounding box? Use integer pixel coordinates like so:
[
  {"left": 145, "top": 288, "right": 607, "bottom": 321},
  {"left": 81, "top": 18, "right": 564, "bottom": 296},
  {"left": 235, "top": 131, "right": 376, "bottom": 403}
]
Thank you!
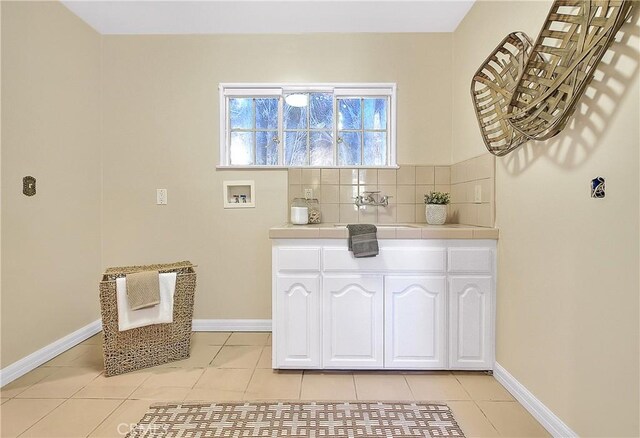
[
  {"left": 494, "top": 362, "right": 577, "bottom": 438},
  {"left": 0, "top": 319, "right": 102, "bottom": 387},
  {"left": 192, "top": 319, "right": 272, "bottom": 332},
  {"left": 0, "top": 319, "right": 269, "bottom": 387}
]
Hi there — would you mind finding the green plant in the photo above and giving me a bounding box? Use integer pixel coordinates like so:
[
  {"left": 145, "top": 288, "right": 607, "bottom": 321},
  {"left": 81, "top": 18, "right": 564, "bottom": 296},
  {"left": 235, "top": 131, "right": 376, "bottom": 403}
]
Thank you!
[{"left": 424, "top": 191, "right": 450, "bottom": 205}]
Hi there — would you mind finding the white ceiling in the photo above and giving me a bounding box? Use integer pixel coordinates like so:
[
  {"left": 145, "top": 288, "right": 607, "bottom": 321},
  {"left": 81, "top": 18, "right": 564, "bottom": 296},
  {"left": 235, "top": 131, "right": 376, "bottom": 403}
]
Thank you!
[{"left": 61, "top": 0, "right": 475, "bottom": 35}]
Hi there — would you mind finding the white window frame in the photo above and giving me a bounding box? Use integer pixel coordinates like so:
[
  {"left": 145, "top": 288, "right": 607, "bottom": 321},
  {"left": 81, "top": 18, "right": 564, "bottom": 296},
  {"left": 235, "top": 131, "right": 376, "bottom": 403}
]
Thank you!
[{"left": 218, "top": 83, "right": 397, "bottom": 168}]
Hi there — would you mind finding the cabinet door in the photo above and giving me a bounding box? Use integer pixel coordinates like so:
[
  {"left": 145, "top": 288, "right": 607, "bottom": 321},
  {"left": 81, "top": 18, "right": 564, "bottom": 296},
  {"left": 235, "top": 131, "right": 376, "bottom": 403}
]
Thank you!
[
  {"left": 449, "top": 276, "right": 493, "bottom": 369},
  {"left": 322, "top": 276, "right": 384, "bottom": 369},
  {"left": 384, "top": 276, "right": 446, "bottom": 369},
  {"left": 275, "top": 275, "right": 321, "bottom": 369}
]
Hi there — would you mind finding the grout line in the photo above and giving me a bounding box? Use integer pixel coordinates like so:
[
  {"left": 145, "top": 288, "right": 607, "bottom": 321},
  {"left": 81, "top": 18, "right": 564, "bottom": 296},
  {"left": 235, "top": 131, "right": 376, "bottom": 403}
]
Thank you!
[
  {"left": 14, "top": 398, "right": 68, "bottom": 438},
  {"left": 1, "top": 368, "right": 56, "bottom": 399},
  {"left": 300, "top": 370, "right": 308, "bottom": 400},
  {"left": 85, "top": 398, "right": 127, "bottom": 438},
  {"left": 403, "top": 375, "right": 417, "bottom": 401},
  {"left": 452, "top": 372, "right": 502, "bottom": 435},
  {"left": 187, "top": 369, "right": 206, "bottom": 393},
  {"left": 240, "top": 367, "right": 254, "bottom": 394},
  {"left": 206, "top": 345, "right": 225, "bottom": 367},
  {"left": 243, "top": 367, "right": 259, "bottom": 401},
  {"left": 472, "top": 399, "right": 501, "bottom": 436},
  {"left": 452, "top": 373, "right": 474, "bottom": 401},
  {"left": 297, "top": 371, "right": 304, "bottom": 400},
  {"left": 352, "top": 373, "right": 359, "bottom": 400}
]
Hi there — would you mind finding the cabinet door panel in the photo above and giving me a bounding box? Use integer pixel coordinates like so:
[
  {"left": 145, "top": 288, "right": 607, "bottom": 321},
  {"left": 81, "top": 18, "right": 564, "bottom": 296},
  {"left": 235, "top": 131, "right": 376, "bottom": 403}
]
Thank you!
[
  {"left": 449, "top": 276, "right": 493, "bottom": 369},
  {"left": 323, "top": 276, "right": 384, "bottom": 368},
  {"left": 275, "top": 275, "right": 321, "bottom": 368},
  {"left": 384, "top": 276, "right": 446, "bottom": 369}
]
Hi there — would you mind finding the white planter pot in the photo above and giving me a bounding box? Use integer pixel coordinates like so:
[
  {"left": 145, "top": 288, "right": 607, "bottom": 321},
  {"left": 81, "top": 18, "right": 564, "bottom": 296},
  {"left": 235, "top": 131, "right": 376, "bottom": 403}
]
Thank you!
[{"left": 426, "top": 204, "right": 447, "bottom": 225}]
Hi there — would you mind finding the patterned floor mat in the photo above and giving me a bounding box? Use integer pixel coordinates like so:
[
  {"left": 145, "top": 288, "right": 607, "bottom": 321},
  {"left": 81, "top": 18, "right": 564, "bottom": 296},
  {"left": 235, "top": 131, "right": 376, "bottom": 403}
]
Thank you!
[{"left": 127, "top": 400, "right": 465, "bottom": 437}]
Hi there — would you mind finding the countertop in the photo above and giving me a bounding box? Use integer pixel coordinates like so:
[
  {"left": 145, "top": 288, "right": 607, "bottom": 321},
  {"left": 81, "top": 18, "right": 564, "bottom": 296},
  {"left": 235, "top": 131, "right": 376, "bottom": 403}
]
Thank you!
[{"left": 269, "top": 223, "right": 499, "bottom": 239}]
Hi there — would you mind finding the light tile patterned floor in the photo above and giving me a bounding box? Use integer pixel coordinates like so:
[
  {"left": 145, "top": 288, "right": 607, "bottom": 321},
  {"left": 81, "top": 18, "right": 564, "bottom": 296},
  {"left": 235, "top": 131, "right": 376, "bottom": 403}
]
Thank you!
[{"left": 0, "top": 332, "right": 550, "bottom": 437}]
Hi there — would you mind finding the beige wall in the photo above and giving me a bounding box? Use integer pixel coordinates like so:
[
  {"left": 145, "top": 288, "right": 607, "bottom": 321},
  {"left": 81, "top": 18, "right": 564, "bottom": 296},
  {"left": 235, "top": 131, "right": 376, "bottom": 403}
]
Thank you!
[
  {"left": 453, "top": 1, "right": 640, "bottom": 436},
  {"left": 101, "top": 34, "right": 453, "bottom": 320},
  {"left": 1, "top": 2, "right": 102, "bottom": 367}
]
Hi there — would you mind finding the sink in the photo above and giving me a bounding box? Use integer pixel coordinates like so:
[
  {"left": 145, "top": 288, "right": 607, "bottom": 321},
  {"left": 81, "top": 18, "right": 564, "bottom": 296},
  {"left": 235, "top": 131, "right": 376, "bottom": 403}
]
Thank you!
[{"left": 332, "top": 224, "right": 417, "bottom": 229}]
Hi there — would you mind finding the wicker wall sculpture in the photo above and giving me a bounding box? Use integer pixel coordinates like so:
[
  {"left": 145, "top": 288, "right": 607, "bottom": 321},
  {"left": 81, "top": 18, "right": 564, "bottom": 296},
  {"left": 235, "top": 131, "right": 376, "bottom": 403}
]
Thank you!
[
  {"left": 472, "top": 0, "right": 633, "bottom": 156},
  {"left": 471, "top": 32, "right": 537, "bottom": 156}
]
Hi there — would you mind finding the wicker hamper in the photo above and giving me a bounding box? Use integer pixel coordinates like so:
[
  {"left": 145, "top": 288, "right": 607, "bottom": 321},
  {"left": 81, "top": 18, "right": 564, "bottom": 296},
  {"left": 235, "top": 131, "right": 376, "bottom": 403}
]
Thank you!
[{"left": 99, "top": 261, "right": 196, "bottom": 376}]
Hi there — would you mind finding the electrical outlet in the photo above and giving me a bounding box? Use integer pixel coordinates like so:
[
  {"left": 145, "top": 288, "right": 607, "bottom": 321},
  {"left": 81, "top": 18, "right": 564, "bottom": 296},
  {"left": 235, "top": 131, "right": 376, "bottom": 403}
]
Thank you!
[
  {"left": 156, "top": 189, "right": 167, "bottom": 205},
  {"left": 304, "top": 188, "right": 313, "bottom": 199},
  {"left": 474, "top": 185, "right": 482, "bottom": 203}
]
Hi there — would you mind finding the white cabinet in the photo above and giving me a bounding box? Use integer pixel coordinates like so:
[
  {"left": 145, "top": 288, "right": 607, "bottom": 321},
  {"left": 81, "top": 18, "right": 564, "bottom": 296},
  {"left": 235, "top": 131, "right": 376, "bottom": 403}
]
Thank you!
[
  {"left": 384, "top": 276, "right": 446, "bottom": 369},
  {"left": 275, "top": 275, "right": 321, "bottom": 368},
  {"left": 272, "top": 240, "right": 496, "bottom": 371},
  {"left": 449, "top": 276, "right": 493, "bottom": 369},
  {"left": 322, "top": 276, "right": 384, "bottom": 369}
]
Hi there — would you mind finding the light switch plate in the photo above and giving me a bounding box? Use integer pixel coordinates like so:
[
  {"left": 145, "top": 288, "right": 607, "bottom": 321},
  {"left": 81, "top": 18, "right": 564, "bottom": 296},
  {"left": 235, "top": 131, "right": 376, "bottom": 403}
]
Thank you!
[
  {"left": 591, "top": 177, "right": 605, "bottom": 198},
  {"left": 156, "top": 189, "right": 167, "bottom": 205},
  {"left": 474, "top": 185, "right": 482, "bottom": 203},
  {"left": 304, "top": 188, "right": 313, "bottom": 199}
]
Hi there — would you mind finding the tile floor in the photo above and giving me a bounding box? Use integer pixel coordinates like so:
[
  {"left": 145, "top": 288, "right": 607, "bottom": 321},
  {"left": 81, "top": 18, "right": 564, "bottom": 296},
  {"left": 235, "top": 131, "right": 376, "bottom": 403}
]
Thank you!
[{"left": 0, "top": 332, "right": 550, "bottom": 437}]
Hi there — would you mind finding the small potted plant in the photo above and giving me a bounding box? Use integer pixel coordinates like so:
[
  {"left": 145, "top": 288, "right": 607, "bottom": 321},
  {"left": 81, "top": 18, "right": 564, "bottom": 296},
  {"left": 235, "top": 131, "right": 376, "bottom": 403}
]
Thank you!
[{"left": 424, "top": 191, "right": 450, "bottom": 225}]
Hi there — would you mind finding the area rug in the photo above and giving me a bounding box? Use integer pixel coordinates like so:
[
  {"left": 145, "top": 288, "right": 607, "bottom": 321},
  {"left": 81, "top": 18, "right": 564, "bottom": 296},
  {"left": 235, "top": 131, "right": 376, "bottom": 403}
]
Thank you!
[{"left": 126, "top": 401, "right": 465, "bottom": 437}]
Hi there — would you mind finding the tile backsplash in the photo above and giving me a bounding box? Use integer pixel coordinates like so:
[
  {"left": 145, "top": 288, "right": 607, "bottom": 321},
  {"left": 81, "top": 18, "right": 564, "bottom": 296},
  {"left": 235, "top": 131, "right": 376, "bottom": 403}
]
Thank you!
[
  {"left": 288, "top": 166, "right": 451, "bottom": 224},
  {"left": 287, "top": 155, "right": 496, "bottom": 227},
  {"left": 449, "top": 154, "right": 495, "bottom": 227}
]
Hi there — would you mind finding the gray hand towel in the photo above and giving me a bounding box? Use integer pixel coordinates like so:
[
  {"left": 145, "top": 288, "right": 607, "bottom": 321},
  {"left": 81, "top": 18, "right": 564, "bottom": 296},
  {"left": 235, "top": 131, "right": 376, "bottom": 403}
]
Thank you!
[
  {"left": 126, "top": 270, "right": 161, "bottom": 310},
  {"left": 346, "top": 224, "right": 379, "bottom": 258}
]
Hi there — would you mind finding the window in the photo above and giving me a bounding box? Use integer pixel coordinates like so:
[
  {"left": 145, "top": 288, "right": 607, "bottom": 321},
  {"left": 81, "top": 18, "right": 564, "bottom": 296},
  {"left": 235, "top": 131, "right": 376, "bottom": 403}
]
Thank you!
[{"left": 219, "top": 84, "right": 396, "bottom": 167}]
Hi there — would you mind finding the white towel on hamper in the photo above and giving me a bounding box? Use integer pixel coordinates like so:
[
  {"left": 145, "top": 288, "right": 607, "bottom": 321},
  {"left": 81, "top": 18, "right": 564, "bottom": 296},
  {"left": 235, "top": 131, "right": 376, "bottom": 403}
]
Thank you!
[{"left": 116, "top": 272, "right": 177, "bottom": 331}]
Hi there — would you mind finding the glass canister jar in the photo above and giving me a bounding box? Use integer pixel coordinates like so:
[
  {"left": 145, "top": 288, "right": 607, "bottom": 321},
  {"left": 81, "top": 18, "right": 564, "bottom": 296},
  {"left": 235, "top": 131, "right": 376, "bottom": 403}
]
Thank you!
[
  {"left": 290, "top": 198, "right": 309, "bottom": 225},
  {"left": 307, "top": 198, "right": 321, "bottom": 224}
]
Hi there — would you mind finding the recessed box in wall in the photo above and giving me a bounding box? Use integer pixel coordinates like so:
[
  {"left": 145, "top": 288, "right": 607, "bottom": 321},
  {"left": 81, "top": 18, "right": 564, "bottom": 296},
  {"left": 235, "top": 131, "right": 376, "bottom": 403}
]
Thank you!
[{"left": 223, "top": 180, "right": 255, "bottom": 208}]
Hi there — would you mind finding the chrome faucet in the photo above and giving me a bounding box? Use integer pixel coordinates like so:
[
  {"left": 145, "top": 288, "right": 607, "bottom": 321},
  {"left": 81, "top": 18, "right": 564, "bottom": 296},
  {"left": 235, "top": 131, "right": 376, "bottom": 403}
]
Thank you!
[{"left": 354, "top": 191, "right": 392, "bottom": 207}]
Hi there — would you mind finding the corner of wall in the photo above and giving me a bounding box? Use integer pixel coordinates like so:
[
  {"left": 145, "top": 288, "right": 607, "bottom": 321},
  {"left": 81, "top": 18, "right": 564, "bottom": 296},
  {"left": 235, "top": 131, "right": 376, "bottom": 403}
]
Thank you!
[{"left": 0, "top": 1, "right": 104, "bottom": 368}]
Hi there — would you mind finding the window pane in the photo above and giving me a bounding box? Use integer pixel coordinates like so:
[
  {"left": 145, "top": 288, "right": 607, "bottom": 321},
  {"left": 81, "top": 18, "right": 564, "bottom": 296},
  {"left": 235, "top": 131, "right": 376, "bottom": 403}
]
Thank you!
[
  {"left": 310, "top": 131, "right": 333, "bottom": 166},
  {"left": 256, "top": 131, "right": 279, "bottom": 165},
  {"left": 230, "top": 132, "right": 254, "bottom": 165},
  {"left": 284, "top": 97, "right": 308, "bottom": 129},
  {"left": 338, "top": 131, "right": 361, "bottom": 165},
  {"left": 284, "top": 131, "right": 308, "bottom": 166},
  {"left": 229, "top": 98, "right": 253, "bottom": 129},
  {"left": 364, "top": 132, "right": 386, "bottom": 165},
  {"left": 364, "top": 98, "right": 387, "bottom": 130},
  {"left": 338, "top": 98, "right": 361, "bottom": 130},
  {"left": 256, "top": 98, "right": 278, "bottom": 130},
  {"left": 310, "top": 93, "right": 333, "bottom": 129}
]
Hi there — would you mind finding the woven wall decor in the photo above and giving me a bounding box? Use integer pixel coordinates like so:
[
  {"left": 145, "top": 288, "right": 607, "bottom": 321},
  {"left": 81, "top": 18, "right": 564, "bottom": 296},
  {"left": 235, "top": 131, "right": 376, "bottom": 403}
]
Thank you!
[
  {"left": 471, "top": 32, "right": 537, "bottom": 156},
  {"left": 472, "top": 0, "right": 633, "bottom": 156}
]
